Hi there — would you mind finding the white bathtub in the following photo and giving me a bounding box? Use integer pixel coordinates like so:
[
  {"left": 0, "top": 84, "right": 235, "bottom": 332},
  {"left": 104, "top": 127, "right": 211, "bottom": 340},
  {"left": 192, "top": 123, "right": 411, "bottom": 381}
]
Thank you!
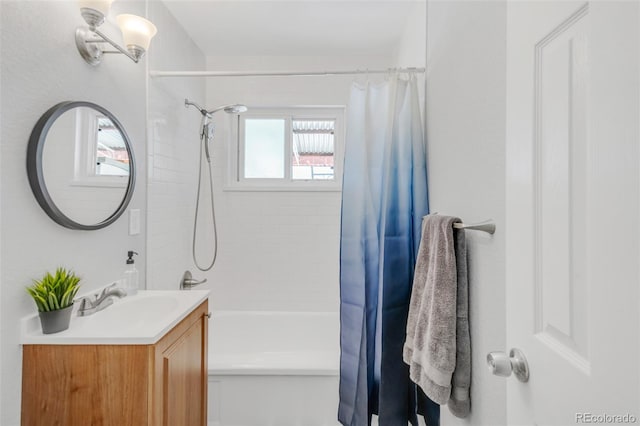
[{"left": 208, "top": 311, "right": 341, "bottom": 426}]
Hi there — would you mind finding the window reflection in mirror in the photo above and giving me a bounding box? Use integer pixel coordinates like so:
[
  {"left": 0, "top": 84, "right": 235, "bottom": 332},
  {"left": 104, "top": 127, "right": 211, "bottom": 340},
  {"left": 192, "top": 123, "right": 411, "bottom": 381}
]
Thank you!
[
  {"left": 96, "top": 116, "right": 130, "bottom": 176},
  {"left": 72, "top": 108, "right": 129, "bottom": 186}
]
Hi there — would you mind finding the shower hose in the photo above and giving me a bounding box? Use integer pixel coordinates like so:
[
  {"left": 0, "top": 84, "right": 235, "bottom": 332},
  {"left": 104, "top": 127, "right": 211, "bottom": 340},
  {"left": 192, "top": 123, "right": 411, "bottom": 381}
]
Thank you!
[{"left": 192, "top": 119, "right": 218, "bottom": 272}]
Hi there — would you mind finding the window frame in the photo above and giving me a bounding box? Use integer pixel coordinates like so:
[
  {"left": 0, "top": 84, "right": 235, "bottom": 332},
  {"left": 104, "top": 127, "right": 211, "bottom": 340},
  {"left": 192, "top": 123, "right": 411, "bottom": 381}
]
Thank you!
[{"left": 226, "top": 106, "right": 345, "bottom": 192}]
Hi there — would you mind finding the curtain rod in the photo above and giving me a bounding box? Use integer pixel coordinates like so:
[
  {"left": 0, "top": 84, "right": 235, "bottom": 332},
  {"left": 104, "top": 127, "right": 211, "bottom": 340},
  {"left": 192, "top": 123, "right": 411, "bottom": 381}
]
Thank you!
[{"left": 149, "top": 67, "right": 425, "bottom": 78}]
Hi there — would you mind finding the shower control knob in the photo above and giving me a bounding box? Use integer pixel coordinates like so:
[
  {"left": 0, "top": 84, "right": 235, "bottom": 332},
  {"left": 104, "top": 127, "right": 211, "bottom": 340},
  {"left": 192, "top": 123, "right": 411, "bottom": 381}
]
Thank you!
[
  {"left": 487, "top": 348, "right": 530, "bottom": 382},
  {"left": 180, "top": 270, "right": 208, "bottom": 290}
]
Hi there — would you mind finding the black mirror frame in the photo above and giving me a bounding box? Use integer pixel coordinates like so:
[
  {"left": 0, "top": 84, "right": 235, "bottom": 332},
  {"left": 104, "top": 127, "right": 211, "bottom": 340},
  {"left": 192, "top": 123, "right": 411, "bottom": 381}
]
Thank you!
[{"left": 26, "top": 101, "right": 136, "bottom": 230}]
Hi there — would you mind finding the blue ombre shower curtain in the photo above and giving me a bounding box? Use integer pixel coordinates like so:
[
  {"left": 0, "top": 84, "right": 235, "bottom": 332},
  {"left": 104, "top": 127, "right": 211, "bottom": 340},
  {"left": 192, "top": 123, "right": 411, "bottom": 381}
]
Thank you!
[{"left": 338, "top": 74, "right": 439, "bottom": 426}]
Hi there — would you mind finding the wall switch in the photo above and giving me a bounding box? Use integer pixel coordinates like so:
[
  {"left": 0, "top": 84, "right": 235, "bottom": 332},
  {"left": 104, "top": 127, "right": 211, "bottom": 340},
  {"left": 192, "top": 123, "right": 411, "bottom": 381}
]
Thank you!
[{"left": 129, "top": 209, "right": 141, "bottom": 235}]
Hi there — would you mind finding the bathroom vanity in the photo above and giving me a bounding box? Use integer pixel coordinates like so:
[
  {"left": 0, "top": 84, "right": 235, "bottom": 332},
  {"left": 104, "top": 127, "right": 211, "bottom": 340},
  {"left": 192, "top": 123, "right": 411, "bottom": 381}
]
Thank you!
[{"left": 20, "top": 290, "right": 209, "bottom": 426}]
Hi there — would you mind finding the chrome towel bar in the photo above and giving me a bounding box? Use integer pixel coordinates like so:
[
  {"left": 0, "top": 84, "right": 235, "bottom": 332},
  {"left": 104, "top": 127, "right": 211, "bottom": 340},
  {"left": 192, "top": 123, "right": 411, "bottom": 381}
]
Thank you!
[{"left": 453, "top": 220, "right": 496, "bottom": 235}]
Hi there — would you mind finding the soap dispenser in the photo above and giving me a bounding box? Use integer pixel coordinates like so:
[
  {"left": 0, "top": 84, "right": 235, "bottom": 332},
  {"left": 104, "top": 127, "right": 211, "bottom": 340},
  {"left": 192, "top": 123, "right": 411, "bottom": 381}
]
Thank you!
[{"left": 124, "top": 251, "right": 139, "bottom": 296}]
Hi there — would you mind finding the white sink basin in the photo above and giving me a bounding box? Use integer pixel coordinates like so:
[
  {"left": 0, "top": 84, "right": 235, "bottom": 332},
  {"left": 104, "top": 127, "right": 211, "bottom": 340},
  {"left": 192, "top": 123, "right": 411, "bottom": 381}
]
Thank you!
[
  {"left": 20, "top": 290, "right": 209, "bottom": 345},
  {"left": 87, "top": 293, "right": 180, "bottom": 330}
]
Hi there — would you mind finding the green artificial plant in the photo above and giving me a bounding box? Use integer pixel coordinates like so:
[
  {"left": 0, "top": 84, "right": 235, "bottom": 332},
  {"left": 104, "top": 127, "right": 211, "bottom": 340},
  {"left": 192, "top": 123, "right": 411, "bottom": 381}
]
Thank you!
[{"left": 26, "top": 267, "right": 81, "bottom": 312}]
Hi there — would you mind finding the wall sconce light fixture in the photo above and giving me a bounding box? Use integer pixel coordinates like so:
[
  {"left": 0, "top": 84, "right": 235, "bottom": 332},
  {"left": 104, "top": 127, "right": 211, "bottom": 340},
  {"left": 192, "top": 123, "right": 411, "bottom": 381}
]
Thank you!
[{"left": 75, "top": 0, "right": 157, "bottom": 66}]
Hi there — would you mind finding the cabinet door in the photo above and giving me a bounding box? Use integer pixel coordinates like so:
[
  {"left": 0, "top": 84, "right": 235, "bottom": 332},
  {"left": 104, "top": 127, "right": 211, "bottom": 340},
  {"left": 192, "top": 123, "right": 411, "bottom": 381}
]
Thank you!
[
  {"left": 22, "top": 345, "right": 150, "bottom": 426},
  {"left": 156, "top": 302, "right": 208, "bottom": 426}
]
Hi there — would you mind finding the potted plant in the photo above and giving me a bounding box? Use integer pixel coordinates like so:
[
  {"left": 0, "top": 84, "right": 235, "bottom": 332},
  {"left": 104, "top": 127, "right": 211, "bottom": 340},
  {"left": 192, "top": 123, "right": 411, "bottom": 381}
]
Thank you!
[{"left": 26, "top": 267, "right": 81, "bottom": 334}]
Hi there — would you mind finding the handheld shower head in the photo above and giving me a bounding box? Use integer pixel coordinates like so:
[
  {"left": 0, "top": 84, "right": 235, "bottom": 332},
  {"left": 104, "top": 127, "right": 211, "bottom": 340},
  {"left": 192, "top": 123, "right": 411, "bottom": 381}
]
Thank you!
[{"left": 185, "top": 100, "right": 248, "bottom": 163}]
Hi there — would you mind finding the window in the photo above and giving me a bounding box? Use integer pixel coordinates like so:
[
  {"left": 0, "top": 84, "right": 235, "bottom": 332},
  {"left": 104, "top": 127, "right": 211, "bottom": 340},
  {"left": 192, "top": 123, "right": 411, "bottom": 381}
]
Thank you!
[
  {"left": 244, "top": 118, "right": 286, "bottom": 179},
  {"left": 95, "top": 116, "right": 130, "bottom": 177},
  {"left": 230, "top": 107, "right": 344, "bottom": 190},
  {"left": 291, "top": 120, "right": 336, "bottom": 181},
  {"left": 73, "top": 108, "right": 129, "bottom": 187}
]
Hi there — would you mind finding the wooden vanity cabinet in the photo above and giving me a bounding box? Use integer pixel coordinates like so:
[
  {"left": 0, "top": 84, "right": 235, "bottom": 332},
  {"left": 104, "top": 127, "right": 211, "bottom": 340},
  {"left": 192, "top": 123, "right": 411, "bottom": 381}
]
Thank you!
[{"left": 21, "top": 300, "right": 208, "bottom": 426}]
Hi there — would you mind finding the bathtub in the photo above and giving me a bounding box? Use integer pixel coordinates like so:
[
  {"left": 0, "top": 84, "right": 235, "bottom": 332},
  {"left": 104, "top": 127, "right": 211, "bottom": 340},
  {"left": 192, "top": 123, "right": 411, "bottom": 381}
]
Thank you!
[{"left": 208, "top": 311, "right": 341, "bottom": 426}]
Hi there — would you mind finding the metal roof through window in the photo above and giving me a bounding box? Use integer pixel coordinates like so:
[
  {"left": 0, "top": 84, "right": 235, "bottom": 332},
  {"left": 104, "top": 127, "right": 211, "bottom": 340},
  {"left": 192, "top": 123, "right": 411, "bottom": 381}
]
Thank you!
[{"left": 292, "top": 120, "right": 335, "bottom": 156}]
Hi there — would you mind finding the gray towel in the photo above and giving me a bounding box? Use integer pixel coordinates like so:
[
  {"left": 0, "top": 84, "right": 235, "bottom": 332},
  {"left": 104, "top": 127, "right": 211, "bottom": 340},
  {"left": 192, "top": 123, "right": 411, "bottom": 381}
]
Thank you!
[
  {"left": 448, "top": 220, "right": 471, "bottom": 418},
  {"left": 403, "top": 214, "right": 471, "bottom": 418}
]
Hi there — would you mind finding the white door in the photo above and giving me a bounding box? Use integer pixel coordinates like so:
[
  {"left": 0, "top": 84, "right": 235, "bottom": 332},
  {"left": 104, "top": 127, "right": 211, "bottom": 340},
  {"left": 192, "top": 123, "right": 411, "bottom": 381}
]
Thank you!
[{"left": 505, "top": 1, "right": 639, "bottom": 424}]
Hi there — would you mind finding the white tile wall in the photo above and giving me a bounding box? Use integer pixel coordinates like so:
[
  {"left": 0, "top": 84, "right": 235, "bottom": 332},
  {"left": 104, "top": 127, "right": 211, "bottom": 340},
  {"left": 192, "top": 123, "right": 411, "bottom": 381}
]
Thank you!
[
  {"left": 146, "top": 1, "right": 206, "bottom": 291},
  {"left": 203, "top": 190, "right": 342, "bottom": 311},
  {"left": 201, "top": 55, "right": 394, "bottom": 312}
]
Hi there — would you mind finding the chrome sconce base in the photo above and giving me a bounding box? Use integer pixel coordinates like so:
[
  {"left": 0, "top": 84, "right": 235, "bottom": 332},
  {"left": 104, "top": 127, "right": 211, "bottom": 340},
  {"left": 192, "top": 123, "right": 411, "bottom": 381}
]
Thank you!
[
  {"left": 75, "top": 27, "right": 103, "bottom": 66},
  {"left": 75, "top": 26, "right": 145, "bottom": 66}
]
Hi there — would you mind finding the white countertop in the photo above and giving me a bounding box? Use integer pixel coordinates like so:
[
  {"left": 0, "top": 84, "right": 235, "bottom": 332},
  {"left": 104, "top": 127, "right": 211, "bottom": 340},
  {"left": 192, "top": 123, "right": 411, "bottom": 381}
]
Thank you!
[{"left": 20, "top": 290, "right": 209, "bottom": 345}]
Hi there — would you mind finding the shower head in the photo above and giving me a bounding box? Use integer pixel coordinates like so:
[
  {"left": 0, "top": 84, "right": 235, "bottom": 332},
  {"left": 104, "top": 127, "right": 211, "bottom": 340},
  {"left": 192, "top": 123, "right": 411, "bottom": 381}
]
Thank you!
[
  {"left": 226, "top": 105, "right": 248, "bottom": 114},
  {"left": 207, "top": 104, "right": 248, "bottom": 115},
  {"left": 185, "top": 99, "right": 248, "bottom": 117}
]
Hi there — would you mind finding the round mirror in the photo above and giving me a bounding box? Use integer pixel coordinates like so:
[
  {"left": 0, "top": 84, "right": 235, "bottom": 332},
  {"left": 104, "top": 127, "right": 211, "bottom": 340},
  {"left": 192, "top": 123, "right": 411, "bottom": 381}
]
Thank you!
[{"left": 27, "top": 101, "right": 136, "bottom": 230}]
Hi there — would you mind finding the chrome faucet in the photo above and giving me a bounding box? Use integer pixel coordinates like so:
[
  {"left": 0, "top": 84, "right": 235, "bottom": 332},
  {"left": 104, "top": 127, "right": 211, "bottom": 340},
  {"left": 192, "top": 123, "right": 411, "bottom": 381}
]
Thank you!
[
  {"left": 180, "top": 270, "right": 207, "bottom": 290},
  {"left": 77, "top": 283, "right": 127, "bottom": 316}
]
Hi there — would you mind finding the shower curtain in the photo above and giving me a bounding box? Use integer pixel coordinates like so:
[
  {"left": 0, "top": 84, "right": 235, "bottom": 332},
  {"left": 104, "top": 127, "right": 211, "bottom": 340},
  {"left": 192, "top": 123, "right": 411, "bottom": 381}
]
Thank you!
[{"left": 338, "top": 74, "right": 439, "bottom": 426}]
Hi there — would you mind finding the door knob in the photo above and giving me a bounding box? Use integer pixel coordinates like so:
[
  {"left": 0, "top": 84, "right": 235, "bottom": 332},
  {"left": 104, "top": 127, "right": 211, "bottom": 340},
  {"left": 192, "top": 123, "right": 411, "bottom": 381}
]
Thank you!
[{"left": 487, "top": 348, "right": 529, "bottom": 382}]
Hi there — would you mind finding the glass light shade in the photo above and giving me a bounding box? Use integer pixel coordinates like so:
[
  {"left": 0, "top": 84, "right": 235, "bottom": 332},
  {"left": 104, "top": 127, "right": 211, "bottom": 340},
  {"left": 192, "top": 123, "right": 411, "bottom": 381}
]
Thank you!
[
  {"left": 78, "top": 0, "right": 113, "bottom": 17},
  {"left": 116, "top": 14, "right": 157, "bottom": 51}
]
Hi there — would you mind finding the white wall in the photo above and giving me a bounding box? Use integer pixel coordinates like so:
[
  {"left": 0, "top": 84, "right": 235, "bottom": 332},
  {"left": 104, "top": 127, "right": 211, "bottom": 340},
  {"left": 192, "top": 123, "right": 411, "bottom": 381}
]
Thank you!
[
  {"left": 425, "top": 1, "right": 507, "bottom": 425},
  {"left": 395, "top": 0, "right": 427, "bottom": 121},
  {"left": 202, "top": 55, "right": 392, "bottom": 312},
  {"left": 0, "top": 1, "right": 147, "bottom": 424},
  {"left": 146, "top": 1, "right": 206, "bottom": 291}
]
